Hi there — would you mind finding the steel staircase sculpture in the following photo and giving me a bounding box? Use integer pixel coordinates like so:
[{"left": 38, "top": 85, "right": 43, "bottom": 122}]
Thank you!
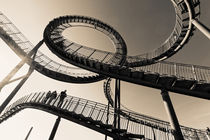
[
  {"left": 0, "top": 92, "right": 208, "bottom": 140},
  {"left": 43, "top": 15, "right": 210, "bottom": 100},
  {"left": 42, "top": 0, "right": 210, "bottom": 100},
  {"left": 0, "top": 0, "right": 209, "bottom": 139}
]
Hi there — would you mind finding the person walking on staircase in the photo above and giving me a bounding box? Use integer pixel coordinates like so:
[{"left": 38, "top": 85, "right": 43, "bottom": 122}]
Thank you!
[
  {"left": 43, "top": 91, "right": 51, "bottom": 104},
  {"left": 47, "top": 91, "right": 57, "bottom": 105},
  {"left": 57, "top": 90, "right": 67, "bottom": 108}
]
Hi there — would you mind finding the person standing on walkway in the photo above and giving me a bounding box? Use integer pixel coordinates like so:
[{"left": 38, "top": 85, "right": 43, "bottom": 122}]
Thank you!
[
  {"left": 47, "top": 91, "right": 57, "bottom": 105},
  {"left": 207, "top": 127, "right": 210, "bottom": 134},
  {"left": 57, "top": 90, "right": 67, "bottom": 108},
  {"left": 43, "top": 91, "right": 51, "bottom": 104}
]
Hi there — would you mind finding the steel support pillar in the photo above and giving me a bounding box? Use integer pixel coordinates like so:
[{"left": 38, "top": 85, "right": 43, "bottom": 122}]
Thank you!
[
  {"left": 192, "top": 19, "right": 210, "bottom": 39},
  {"left": 161, "top": 89, "right": 184, "bottom": 140},
  {"left": 49, "top": 116, "right": 61, "bottom": 140},
  {"left": 0, "top": 40, "right": 44, "bottom": 91},
  {"left": 0, "top": 40, "right": 43, "bottom": 114},
  {"left": 114, "top": 80, "right": 117, "bottom": 129},
  {"left": 0, "top": 60, "right": 28, "bottom": 91},
  {"left": 117, "top": 79, "right": 120, "bottom": 129},
  {"left": 6, "top": 75, "right": 27, "bottom": 85},
  {"left": 105, "top": 102, "right": 110, "bottom": 140},
  {"left": 114, "top": 79, "right": 121, "bottom": 129},
  {"left": 25, "top": 127, "right": 33, "bottom": 140},
  {"left": 0, "top": 66, "right": 34, "bottom": 114},
  {"left": 113, "top": 79, "right": 121, "bottom": 140}
]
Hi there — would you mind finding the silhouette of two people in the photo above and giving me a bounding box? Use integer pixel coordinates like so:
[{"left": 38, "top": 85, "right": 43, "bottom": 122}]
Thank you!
[{"left": 43, "top": 91, "right": 57, "bottom": 105}]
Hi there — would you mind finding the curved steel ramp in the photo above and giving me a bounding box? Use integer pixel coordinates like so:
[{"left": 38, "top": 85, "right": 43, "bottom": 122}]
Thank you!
[
  {"left": 0, "top": 92, "right": 208, "bottom": 140},
  {"left": 44, "top": 0, "right": 201, "bottom": 67},
  {"left": 42, "top": 0, "right": 210, "bottom": 100},
  {"left": 0, "top": 0, "right": 208, "bottom": 100},
  {"left": 44, "top": 21, "right": 210, "bottom": 100},
  {"left": 0, "top": 12, "right": 105, "bottom": 83}
]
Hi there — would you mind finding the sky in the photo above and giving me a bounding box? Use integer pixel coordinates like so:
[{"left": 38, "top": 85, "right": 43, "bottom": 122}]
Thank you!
[{"left": 0, "top": 0, "right": 209, "bottom": 139}]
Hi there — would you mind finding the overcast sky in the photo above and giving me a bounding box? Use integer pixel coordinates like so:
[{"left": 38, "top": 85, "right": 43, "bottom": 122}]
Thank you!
[{"left": 0, "top": 0, "right": 209, "bottom": 139}]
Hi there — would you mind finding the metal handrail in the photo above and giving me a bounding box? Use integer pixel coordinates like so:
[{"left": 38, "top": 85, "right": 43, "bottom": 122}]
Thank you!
[{"left": 0, "top": 92, "right": 208, "bottom": 140}]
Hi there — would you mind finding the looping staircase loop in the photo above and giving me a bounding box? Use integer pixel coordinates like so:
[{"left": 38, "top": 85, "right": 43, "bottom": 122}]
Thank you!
[{"left": 0, "top": 0, "right": 209, "bottom": 139}]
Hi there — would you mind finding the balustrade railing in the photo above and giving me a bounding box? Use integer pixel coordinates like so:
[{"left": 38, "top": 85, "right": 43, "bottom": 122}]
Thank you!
[
  {"left": 1, "top": 92, "right": 208, "bottom": 140},
  {"left": 0, "top": 12, "right": 97, "bottom": 78}
]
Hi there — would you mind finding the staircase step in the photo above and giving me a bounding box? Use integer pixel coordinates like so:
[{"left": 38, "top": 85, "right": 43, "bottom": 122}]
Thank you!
[
  {"left": 94, "top": 120, "right": 113, "bottom": 129},
  {"left": 102, "top": 63, "right": 110, "bottom": 72},
  {"left": 77, "top": 114, "right": 84, "bottom": 119},
  {"left": 119, "top": 68, "right": 131, "bottom": 77},
  {"left": 193, "top": 1, "right": 200, "bottom": 7},
  {"left": 157, "top": 75, "right": 176, "bottom": 87},
  {"left": 72, "top": 55, "right": 79, "bottom": 62},
  {"left": 143, "top": 72, "right": 159, "bottom": 83},
  {"left": 88, "top": 60, "right": 96, "bottom": 68},
  {"left": 102, "top": 124, "right": 113, "bottom": 129},
  {"left": 95, "top": 62, "right": 102, "bottom": 70},
  {"left": 78, "top": 57, "right": 85, "bottom": 64},
  {"left": 193, "top": 82, "right": 210, "bottom": 93},
  {"left": 123, "top": 133, "right": 145, "bottom": 139},
  {"left": 109, "top": 66, "right": 120, "bottom": 73},
  {"left": 112, "top": 128, "right": 127, "bottom": 134},
  {"left": 173, "top": 79, "right": 196, "bottom": 89},
  {"left": 131, "top": 70, "right": 144, "bottom": 79},
  {"left": 85, "top": 117, "right": 95, "bottom": 123},
  {"left": 94, "top": 120, "right": 102, "bottom": 124}
]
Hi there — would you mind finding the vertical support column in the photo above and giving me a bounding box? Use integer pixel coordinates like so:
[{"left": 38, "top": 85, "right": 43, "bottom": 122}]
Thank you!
[
  {"left": 161, "top": 89, "right": 184, "bottom": 140},
  {"left": 105, "top": 102, "right": 110, "bottom": 140},
  {"left": 25, "top": 127, "right": 33, "bottom": 140},
  {"left": 192, "top": 19, "right": 210, "bottom": 39},
  {"left": 113, "top": 79, "right": 117, "bottom": 129},
  {"left": 0, "top": 66, "right": 34, "bottom": 114},
  {"left": 49, "top": 116, "right": 61, "bottom": 140},
  {"left": 114, "top": 79, "right": 121, "bottom": 129},
  {"left": 117, "top": 79, "right": 121, "bottom": 130},
  {"left": 113, "top": 79, "right": 121, "bottom": 140}
]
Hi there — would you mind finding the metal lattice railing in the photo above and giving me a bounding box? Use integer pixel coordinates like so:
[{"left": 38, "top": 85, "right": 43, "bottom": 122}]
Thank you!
[
  {"left": 0, "top": 12, "right": 97, "bottom": 78},
  {"left": 47, "top": 31, "right": 210, "bottom": 83},
  {"left": 44, "top": 0, "right": 201, "bottom": 67},
  {"left": 1, "top": 92, "right": 209, "bottom": 140},
  {"left": 0, "top": 0, "right": 206, "bottom": 84}
]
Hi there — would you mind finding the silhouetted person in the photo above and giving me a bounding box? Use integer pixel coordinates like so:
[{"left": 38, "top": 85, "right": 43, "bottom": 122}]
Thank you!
[
  {"left": 57, "top": 90, "right": 67, "bottom": 108},
  {"left": 43, "top": 91, "right": 52, "bottom": 104},
  {"left": 47, "top": 91, "right": 57, "bottom": 105},
  {"left": 207, "top": 127, "right": 210, "bottom": 134}
]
